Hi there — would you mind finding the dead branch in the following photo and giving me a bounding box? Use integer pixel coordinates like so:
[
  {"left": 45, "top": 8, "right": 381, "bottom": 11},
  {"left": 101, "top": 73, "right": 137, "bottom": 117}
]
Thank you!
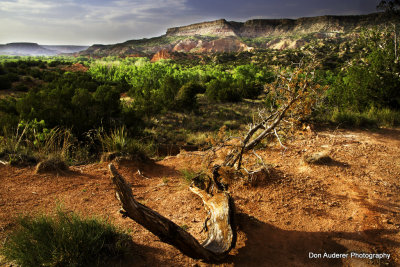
[
  {"left": 226, "top": 94, "right": 299, "bottom": 170},
  {"left": 274, "top": 128, "right": 287, "bottom": 150},
  {"left": 222, "top": 65, "right": 324, "bottom": 172},
  {"left": 108, "top": 163, "right": 235, "bottom": 262}
]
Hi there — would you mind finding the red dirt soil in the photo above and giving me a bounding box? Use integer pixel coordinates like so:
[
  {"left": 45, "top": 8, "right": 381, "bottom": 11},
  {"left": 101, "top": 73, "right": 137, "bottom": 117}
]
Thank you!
[{"left": 0, "top": 128, "right": 399, "bottom": 266}]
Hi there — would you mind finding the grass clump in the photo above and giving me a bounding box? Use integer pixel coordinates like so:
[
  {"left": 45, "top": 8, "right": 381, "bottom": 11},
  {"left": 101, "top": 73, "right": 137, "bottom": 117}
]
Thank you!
[
  {"left": 97, "top": 126, "right": 156, "bottom": 160},
  {"left": 329, "top": 107, "right": 400, "bottom": 128},
  {"left": 179, "top": 169, "right": 208, "bottom": 188},
  {"left": 367, "top": 107, "right": 400, "bottom": 127},
  {"left": 180, "top": 169, "right": 200, "bottom": 184},
  {"left": 331, "top": 109, "right": 377, "bottom": 128},
  {"left": 1, "top": 209, "right": 131, "bottom": 267},
  {"left": 0, "top": 120, "right": 72, "bottom": 166}
]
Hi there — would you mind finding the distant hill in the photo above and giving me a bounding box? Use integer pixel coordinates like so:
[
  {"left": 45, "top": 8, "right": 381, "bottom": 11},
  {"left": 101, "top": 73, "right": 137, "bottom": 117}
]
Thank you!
[
  {"left": 0, "top": 43, "right": 88, "bottom": 56},
  {"left": 42, "top": 45, "right": 89, "bottom": 54},
  {"left": 78, "top": 12, "right": 400, "bottom": 57}
]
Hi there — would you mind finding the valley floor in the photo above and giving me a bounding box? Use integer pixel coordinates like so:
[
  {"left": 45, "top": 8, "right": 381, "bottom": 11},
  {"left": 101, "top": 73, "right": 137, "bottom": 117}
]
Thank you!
[{"left": 1, "top": 127, "right": 399, "bottom": 266}]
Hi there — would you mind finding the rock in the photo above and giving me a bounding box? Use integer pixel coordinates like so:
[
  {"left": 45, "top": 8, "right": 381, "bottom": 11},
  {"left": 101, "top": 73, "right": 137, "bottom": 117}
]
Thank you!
[
  {"left": 244, "top": 167, "right": 271, "bottom": 187},
  {"left": 172, "top": 39, "right": 198, "bottom": 52},
  {"left": 151, "top": 49, "right": 173, "bottom": 62},
  {"left": 166, "top": 19, "right": 236, "bottom": 37},
  {"left": 78, "top": 13, "right": 399, "bottom": 57},
  {"left": 62, "top": 63, "right": 88, "bottom": 72},
  {"left": 35, "top": 157, "right": 68, "bottom": 174},
  {"left": 100, "top": 152, "right": 122, "bottom": 162},
  {"left": 303, "top": 151, "right": 332, "bottom": 165}
]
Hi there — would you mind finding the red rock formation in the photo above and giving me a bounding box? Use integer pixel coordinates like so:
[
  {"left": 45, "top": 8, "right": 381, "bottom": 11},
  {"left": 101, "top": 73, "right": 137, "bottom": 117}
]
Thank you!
[
  {"left": 78, "top": 13, "right": 399, "bottom": 56},
  {"left": 63, "top": 63, "right": 88, "bottom": 72},
  {"left": 196, "top": 38, "right": 253, "bottom": 53},
  {"left": 126, "top": 53, "right": 145, "bottom": 58},
  {"left": 151, "top": 49, "right": 174, "bottom": 62},
  {"left": 166, "top": 19, "right": 237, "bottom": 37},
  {"left": 172, "top": 40, "right": 198, "bottom": 52}
]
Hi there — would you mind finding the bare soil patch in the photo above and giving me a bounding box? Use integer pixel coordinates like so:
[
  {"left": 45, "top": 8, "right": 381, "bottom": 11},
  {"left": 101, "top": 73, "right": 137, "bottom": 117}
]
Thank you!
[{"left": 1, "top": 128, "right": 399, "bottom": 266}]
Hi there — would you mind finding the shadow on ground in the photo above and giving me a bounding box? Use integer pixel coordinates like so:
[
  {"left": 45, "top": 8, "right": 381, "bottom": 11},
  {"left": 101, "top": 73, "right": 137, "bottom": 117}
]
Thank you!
[{"left": 225, "top": 213, "right": 398, "bottom": 267}]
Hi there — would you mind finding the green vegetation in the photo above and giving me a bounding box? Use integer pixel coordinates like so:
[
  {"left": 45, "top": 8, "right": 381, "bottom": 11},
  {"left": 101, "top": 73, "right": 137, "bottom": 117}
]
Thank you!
[
  {"left": 180, "top": 169, "right": 200, "bottom": 184},
  {"left": 329, "top": 107, "right": 400, "bottom": 128},
  {"left": 0, "top": 208, "right": 131, "bottom": 267},
  {"left": 97, "top": 126, "right": 155, "bottom": 159},
  {"left": 0, "top": 120, "right": 72, "bottom": 165},
  {"left": 1, "top": 22, "right": 400, "bottom": 267},
  {"left": 1, "top": 26, "right": 400, "bottom": 165},
  {"left": 88, "top": 57, "right": 272, "bottom": 111},
  {"left": 318, "top": 28, "right": 400, "bottom": 127}
]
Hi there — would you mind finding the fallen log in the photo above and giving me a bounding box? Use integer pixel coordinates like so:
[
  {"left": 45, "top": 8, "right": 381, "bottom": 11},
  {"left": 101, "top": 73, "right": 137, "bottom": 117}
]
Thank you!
[{"left": 108, "top": 163, "right": 236, "bottom": 262}]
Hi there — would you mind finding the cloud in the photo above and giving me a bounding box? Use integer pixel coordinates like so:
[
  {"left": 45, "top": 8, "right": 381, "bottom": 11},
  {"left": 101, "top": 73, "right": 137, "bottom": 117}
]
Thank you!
[
  {"left": 0, "top": 0, "right": 379, "bottom": 45},
  {"left": 0, "top": 0, "right": 193, "bottom": 44}
]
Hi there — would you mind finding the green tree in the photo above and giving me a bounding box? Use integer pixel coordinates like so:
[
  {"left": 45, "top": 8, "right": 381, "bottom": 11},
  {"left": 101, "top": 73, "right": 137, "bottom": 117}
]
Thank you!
[
  {"left": 377, "top": 0, "right": 400, "bottom": 14},
  {"left": 327, "top": 28, "right": 400, "bottom": 111}
]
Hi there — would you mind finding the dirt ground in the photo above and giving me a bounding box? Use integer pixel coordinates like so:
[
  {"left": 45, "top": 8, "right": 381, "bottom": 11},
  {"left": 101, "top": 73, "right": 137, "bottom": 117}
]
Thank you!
[{"left": 0, "top": 127, "right": 399, "bottom": 266}]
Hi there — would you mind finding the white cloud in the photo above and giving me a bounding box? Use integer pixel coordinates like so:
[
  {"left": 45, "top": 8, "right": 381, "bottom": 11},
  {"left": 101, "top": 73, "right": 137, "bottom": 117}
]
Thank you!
[
  {"left": 0, "top": 0, "right": 191, "bottom": 44},
  {"left": 1, "top": 0, "right": 53, "bottom": 12}
]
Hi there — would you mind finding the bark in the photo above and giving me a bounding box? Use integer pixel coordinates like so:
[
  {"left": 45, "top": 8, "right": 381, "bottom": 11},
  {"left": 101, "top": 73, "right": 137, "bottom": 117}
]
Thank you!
[
  {"left": 108, "top": 163, "right": 235, "bottom": 262},
  {"left": 226, "top": 95, "right": 299, "bottom": 169}
]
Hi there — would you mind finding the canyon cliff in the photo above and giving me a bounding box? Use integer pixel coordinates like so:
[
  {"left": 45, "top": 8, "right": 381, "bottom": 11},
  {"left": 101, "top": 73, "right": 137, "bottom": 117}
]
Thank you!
[{"left": 78, "top": 12, "right": 400, "bottom": 58}]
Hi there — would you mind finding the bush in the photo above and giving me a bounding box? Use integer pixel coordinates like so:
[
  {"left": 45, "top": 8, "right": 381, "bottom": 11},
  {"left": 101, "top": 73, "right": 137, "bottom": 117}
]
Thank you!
[
  {"left": 97, "top": 126, "right": 155, "bottom": 159},
  {"left": 174, "top": 82, "right": 203, "bottom": 111},
  {"left": 0, "top": 75, "right": 12, "bottom": 90},
  {"left": 205, "top": 78, "right": 241, "bottom": 102},
  {"left": 327, "top": 29, "right": 400, "bottom": 111},
  {"left": 0, "top": 120, "right": 73, "bottom": 166},
  {"left": 15, "top": 73, "right": 126, "bottom": 136},
  {"left": 331, "top": 109, "right": 377, "bottom": 128},
  {"left": 6, "top": 72, "right": 19, "bottom": 82},
  {"left": 367, "top": 106, "right": 400, "bottom": 127},
  {"left": 48, "top": 60, "right": 63, "bottom": 67},
  {"left": 0, "top": 64, "right": 5, "bottom": 75},
  {"left": 14, "top": 83, "right": 29, "bottom": 92},
  {"left": 328, "top": 106, "right": 400, "bottom": 128},
  {"left": 1, "top": 209, "right": 131, "bottom": 267}
]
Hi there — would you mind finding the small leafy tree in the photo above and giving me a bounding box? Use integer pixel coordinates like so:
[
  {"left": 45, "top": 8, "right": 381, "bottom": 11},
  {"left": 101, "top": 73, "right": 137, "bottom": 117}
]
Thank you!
[
  {"left": 174, "top": 82, "right": 203, "bottom": 111},
  {"left": 327, "top": 28, "right": 400, "bottom": 111},
  {"left": 377, "top": 0, "right": 400, "bottom": 14},
  {"left": 221, "top": 66, "right": 326, "bottom": 170}
]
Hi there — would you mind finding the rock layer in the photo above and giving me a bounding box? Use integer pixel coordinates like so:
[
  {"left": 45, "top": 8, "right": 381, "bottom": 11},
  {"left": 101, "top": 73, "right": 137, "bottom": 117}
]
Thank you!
[{"left": 78, "top": 12, "right": 400, "bottom": 56}]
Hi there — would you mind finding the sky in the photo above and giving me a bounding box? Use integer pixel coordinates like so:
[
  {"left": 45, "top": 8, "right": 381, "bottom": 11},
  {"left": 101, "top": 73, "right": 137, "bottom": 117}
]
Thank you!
[{"left": 0, "top": 0, "right": 380, "bottom": 45}]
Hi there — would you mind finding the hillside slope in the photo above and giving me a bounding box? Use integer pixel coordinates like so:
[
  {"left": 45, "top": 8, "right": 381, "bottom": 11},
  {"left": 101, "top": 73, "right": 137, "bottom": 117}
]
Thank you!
[
  {"left": 79, "top": 12, "right": 400, "bottom": 56},
  {"left": 0, "top": 43, "right": 89, "bottom": 56}
]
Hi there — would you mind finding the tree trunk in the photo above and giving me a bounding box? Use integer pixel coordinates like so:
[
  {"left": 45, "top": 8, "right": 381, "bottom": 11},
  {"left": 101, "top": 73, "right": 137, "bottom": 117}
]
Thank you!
[{"left": 108, "top": 163, "right": 235, "bottom": 262}]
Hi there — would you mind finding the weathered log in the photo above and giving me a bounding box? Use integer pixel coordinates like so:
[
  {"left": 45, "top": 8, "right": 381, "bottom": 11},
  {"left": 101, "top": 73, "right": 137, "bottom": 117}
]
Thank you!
[
  {"left": 108, "top": 163, "right": 235, "bottom": 262},
  {"left": 189, "top": 185, "right": 236, "bottom": 254}
]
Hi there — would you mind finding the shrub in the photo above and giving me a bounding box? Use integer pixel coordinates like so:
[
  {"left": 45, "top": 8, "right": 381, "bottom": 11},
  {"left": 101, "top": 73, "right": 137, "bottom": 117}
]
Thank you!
[
  {"left": 98, "top": 126, "right": 129, "bottom": 153},
  {"left": 0, "top": 75, "right": 12, "bottom": 90},
  {"left": 16, "top": 73, "right": 124, "bottom": 136},
  {"left": 97, "top": 126, "right": 155, "bottom": 159},
  {"left": 205, "top": 78, "right": 241, "bottom": 102},
  {"left": 174, "top": 82, "right": 202, "bottom": 111},
  {"left": 0, "top": 209, "right": 131, "bottom": 267},
  {"left": 0, "top": 64, "right": 5, "bottom": 75},
  {"left": 14, "top": 83, "right": 29, "bottom": 92},
  {"left": 331, "top": 109, "right": 377, "bottom": 128},
  {"left": 48, "top": 60, "right": 63, "bottom": 67},
  {"left": 0, "top": 120, "right": 73, "bottom": 166},
  {"left": 6, "top": 72, "right": 19, "bottom": 82},
  {"left": 367, "top": 106, "right": 400, "bottom": 127},
  {"left": 326, "top": 28, "right": 400, "bottom": 111}
]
